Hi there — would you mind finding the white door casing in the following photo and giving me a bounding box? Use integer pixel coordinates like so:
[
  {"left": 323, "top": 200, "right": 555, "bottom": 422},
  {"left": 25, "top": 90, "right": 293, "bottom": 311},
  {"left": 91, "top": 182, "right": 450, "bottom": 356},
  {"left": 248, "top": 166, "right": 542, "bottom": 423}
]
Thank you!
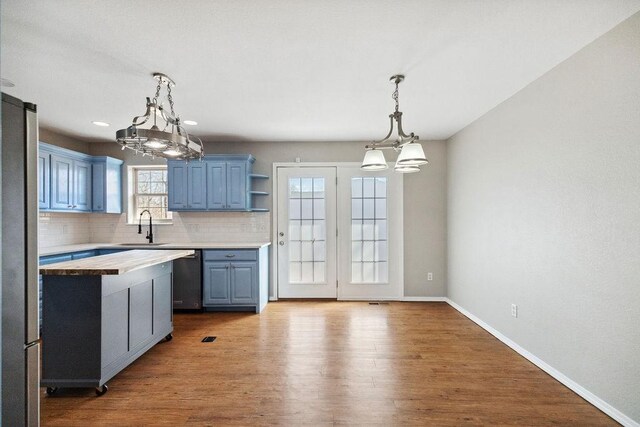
[{"left": 274, "top": 163, "right": 403, "bottom": 300}]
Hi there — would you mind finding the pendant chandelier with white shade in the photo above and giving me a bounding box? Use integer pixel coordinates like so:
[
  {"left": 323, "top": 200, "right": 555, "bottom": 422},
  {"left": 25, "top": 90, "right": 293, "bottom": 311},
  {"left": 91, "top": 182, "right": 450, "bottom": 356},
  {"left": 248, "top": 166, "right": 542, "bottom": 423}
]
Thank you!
[
  {"left": 116, "top": 73, "right": 204, "bottom": 161},
  {"left": 361, "top": 75, "right": 428, "bottom": 173}
]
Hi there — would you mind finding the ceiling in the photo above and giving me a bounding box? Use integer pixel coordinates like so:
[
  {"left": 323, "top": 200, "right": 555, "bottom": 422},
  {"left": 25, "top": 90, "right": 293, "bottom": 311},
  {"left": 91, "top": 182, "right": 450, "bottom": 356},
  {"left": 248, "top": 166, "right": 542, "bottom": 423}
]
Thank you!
[{"left": 2, "top": 1, "right": 640, "bottom": 143}]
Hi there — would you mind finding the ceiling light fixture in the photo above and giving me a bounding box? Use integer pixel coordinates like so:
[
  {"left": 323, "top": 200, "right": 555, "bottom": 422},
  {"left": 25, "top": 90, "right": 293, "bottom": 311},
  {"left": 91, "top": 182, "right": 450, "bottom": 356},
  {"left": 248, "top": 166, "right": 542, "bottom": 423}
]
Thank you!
[
  {"left": 183, "top": 120, "right": 198, "bottom": 126},
  {"left": 116, "top": 73, "right": 204, "bottom": 161},
  {"left": 362, "top": 75, "right": 428, "bottom": 172},
  {"left": 92, "top": 121, "right": 110, "bottom": 127}
]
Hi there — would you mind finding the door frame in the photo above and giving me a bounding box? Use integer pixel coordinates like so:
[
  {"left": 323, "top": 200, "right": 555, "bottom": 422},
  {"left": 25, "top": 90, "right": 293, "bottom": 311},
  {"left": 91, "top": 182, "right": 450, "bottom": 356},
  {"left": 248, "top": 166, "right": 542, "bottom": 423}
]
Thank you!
[{"left": 271, "top": 162, "right": 403, "bottom": 301}]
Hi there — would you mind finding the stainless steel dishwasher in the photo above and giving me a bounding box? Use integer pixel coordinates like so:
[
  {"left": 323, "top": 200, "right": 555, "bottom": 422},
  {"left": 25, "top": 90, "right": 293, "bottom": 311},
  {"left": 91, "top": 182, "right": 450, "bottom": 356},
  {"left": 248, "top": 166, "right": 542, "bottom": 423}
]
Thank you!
[{"left": 172, "top": 250, "right": 202, "bottom": 310}]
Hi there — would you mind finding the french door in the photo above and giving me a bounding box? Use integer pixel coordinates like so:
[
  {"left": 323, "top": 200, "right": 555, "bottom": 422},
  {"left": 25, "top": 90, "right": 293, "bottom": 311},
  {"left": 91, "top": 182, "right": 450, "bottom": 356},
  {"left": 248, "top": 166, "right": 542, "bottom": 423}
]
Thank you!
[
  {"left": 276, "top": 164, "right": 403, "bottom": 300},
  {"left": 276, "top": 167, "right": 338, "bottom": 298}
]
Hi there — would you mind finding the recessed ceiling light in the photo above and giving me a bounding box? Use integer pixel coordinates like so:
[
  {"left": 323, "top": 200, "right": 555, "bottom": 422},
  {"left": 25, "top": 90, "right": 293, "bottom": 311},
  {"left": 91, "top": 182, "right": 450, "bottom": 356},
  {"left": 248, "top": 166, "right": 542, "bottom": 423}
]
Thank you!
[
  {"left": 183, "top": 120, "right": 198, "bottom": 126},
  {"left": 1, "top": 78, "right": 16, "bottom": 88},
  {"left": 92, "top": 121, "right": 110, "bottom": 127}
]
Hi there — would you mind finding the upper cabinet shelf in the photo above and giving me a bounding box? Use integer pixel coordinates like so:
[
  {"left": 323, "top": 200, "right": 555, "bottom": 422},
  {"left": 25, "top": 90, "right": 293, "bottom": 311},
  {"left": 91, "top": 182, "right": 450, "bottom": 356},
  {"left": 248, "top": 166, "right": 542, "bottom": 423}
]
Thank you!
[
  {"left": 167, "top": 155, "right": 270, "bottom": 212},
  {"left": 39, "top": 142, "right": 123, "bottom": 213}
]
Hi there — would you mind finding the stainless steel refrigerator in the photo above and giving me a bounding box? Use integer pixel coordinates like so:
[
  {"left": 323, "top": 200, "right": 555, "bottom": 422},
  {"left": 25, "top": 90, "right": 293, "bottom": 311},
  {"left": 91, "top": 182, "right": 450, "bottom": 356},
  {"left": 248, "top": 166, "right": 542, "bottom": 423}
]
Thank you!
[{"left": 1, "top": 92, "right": 40, "bottom": 426}]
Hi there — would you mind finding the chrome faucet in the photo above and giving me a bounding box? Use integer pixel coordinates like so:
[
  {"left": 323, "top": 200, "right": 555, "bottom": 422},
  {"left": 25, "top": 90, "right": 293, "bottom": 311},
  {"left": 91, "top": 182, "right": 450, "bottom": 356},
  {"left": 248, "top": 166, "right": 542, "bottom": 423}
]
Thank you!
[{"left": 138, "top": 210, "right": 154, "bottom": 244}]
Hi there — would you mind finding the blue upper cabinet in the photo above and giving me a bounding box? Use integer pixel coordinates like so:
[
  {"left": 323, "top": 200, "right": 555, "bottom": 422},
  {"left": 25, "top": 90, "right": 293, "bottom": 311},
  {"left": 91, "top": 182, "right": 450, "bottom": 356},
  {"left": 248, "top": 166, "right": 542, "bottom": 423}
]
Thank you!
[
  {"left": 73, "top": 159, "right": 92, "bottom": 211},
  {"left": 206, "top": 162, "right": 226, "bottom": 209},
  {"left": 167, "top": 161, "right": 188, "bottom": 210},
  {"left": 187, "top": 162, "right": 207, "bottom": 210},
  {"left": 92, "top": 157, "right": 123, "bottom": 213},
  {"left": 169, "top": 155, "right": 259, "bottom": 212},
  {"left": 38, "top": 148, "right": 51, "bottom": 209},
  {"left": 226, "top": 161, "right": 247, "bottom": 210},
  {"left": 50, "top": 154, "right": 74, "bottom": 210},
  {"left": 40, "top": 142, "right": 123, "bottom": 213}
]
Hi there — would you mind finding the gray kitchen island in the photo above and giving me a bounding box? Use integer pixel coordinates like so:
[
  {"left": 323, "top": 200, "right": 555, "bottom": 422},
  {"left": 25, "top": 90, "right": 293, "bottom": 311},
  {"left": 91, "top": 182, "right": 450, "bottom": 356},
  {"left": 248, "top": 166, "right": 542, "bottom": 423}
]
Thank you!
[{"left": 39, "top": 249, "right": 193, "bottom": 395}]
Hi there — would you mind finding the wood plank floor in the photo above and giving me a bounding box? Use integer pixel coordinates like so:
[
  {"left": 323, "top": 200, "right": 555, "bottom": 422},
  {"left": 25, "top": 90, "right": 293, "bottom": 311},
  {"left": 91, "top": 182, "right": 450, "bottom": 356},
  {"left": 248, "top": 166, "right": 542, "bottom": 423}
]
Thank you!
[{"left": 41, "top": 301, "right": 617, "bottom": 426}]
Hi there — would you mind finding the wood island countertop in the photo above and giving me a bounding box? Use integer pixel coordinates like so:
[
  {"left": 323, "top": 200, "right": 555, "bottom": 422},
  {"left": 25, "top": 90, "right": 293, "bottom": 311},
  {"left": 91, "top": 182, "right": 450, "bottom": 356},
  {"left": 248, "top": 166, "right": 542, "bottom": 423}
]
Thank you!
[{"left": 39, "top": 249, "right": 195, "bottom": 276}]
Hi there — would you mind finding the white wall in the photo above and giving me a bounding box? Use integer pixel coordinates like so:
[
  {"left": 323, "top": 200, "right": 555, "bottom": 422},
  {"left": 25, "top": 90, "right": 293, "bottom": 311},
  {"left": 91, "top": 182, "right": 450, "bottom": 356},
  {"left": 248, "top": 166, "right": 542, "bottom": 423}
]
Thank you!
[{"left": 447, "top": 12, "right": 640, "bottom": 424}]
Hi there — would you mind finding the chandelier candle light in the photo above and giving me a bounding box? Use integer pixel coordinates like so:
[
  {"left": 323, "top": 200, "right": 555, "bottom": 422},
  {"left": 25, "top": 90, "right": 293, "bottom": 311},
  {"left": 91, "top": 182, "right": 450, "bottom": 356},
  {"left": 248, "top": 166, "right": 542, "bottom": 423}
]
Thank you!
[
  {"left": 361, "top": 75, "right": 428, "bottom": 173},
  {"left": 116, "top": 73, "right": 204, "bottom": 161}
]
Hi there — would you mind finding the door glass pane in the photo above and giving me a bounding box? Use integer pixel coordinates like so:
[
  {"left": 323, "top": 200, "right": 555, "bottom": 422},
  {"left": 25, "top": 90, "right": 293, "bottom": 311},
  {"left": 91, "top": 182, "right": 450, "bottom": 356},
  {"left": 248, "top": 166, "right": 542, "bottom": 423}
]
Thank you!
[
  {"left": 351, "top": 177, "right": 388, "bottom": 283},
  {"left": 289, "top": 176, "right": 327, "bottom": 284}
]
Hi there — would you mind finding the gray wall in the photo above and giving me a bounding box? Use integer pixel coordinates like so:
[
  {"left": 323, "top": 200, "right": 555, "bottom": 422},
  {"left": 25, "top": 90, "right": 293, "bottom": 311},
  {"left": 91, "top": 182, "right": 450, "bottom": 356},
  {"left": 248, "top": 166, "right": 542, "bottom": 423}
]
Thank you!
[
  {"left": 88, "top": 138, "right": 448, "bottom": 298},
  {"left": 447, "top": 12, "right": 640, "bottom": 423}
]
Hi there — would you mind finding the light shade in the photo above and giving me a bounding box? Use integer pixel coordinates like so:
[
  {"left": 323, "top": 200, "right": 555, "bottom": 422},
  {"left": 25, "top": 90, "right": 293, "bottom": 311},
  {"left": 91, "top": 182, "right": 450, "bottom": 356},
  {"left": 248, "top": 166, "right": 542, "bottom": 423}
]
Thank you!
[
  {"left": 394, "top": 164, "right": 420, "bottom": 173},
  {"left": 361, "top": 149, "right": 388, "bottom": 170},
  {"left": 396, "top": 142, "right": 428, "bottom": 166}
]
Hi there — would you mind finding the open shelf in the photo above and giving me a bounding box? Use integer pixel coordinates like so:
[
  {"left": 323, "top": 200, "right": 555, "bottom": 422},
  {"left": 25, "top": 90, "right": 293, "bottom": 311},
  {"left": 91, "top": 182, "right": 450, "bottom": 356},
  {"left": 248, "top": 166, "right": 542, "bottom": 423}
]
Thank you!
[
  {"left": 249, "top": 191, "right": 269, "bottom": 196},
  {"left": 249, "top": 174, "right": 269, "bottom": 179}
]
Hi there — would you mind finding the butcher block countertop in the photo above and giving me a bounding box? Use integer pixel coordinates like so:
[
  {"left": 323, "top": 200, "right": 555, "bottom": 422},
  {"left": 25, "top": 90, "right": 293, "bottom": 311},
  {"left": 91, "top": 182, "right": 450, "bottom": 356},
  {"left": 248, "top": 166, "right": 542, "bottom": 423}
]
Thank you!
[{"left": 39, "top": 249, "right": 194, "bottom": 276}]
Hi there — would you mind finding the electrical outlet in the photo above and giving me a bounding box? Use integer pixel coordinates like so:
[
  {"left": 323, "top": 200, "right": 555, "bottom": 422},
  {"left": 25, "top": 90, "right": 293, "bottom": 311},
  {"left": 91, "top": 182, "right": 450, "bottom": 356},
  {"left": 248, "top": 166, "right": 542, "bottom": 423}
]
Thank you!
[
  {"left": 511, "top": 304, "right": 518, "bottom": 318},
  {"left": 427, "top": 272, "right": 433, "bottom": 281}
]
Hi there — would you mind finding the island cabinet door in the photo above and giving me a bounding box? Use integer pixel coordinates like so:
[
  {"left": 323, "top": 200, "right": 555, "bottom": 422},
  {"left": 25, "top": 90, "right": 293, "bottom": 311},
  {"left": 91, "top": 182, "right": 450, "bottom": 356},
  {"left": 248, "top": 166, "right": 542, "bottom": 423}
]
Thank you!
[
  {"left": 102, "top": 289, "right": 130, "bottom": 370},
  {"left": 230, "top": 262, "right": 257, "bottom": 304},
  {"left": 153, "top": 272, "right": 173, "bottom": 335},
  {"left": 203, "top": 262, "right": 230, "bottom": 305},
  {"left": 129, "top": 280, "right": 154, "bottom": 351}
]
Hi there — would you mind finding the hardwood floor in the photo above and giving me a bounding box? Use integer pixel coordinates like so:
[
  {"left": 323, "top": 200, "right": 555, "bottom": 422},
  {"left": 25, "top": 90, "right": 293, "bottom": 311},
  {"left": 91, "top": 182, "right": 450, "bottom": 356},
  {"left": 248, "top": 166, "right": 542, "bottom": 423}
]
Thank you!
[{"left": 41, "top": 302, "right": 616, "bottom": 426}]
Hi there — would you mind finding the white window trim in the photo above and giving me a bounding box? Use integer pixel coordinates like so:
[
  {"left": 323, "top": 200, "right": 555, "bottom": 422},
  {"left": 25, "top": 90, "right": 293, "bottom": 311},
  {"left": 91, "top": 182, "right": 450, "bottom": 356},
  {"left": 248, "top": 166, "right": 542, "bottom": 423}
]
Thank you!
[{"left": 126, "top": 165, "right": 173, "bottom": 225}]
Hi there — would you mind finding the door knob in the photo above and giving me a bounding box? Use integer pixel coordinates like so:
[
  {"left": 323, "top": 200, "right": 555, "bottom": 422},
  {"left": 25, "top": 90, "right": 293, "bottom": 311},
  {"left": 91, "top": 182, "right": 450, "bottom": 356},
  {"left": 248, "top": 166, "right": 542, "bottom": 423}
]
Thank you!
[
  {"left": 279, "top": 241, "right": 285, "bottom": 246},
  {"left": 279, "top": 232, "right": 284, "bottom": 237}
]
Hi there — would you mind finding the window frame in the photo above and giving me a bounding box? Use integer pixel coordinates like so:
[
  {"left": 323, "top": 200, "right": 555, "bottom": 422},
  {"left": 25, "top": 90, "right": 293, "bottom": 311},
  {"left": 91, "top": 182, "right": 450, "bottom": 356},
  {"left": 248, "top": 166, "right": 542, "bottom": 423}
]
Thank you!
[{"left": 127, "top": 165, "right": 173, "bottom": 225}]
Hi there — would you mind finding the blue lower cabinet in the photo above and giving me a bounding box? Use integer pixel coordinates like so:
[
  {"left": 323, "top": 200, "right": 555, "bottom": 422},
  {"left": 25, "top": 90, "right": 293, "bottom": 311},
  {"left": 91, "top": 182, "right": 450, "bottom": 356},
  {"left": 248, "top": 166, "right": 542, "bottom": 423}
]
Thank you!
[
  {"left": 203, "top": 262, "right": 231, "bottom": 305},
  {"left": 97, "top": 249, "right": 128, "bottom": 256},
  {"left": 202, "top": 248, "right": 266, "bottom": 312},
  {"left": 230, "top": 262, "right": 256, "bottom": 304},
  {"left": 71, "top": 250, "right": 97, "bottom": 260}
]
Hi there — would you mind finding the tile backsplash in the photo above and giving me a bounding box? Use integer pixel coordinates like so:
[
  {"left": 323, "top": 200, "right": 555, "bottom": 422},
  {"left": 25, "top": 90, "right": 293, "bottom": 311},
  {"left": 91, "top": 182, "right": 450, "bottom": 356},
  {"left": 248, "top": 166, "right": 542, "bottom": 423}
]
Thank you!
[
  {"left": 39, "top": 211, "right": 271, "bottom": 248},
  {"left": 39, "top": 212, "right": 92, "bottom": 248}
]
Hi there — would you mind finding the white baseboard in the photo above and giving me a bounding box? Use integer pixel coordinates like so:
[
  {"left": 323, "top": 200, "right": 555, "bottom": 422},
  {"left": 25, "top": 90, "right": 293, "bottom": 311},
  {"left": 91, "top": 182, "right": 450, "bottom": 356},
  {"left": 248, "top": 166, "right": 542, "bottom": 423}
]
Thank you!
[
  {"left": 402, "top": 296, "right": 447, "bottom": 302},
  {"left": 445, "top": 298, "right": 639, "bottom": 427}
]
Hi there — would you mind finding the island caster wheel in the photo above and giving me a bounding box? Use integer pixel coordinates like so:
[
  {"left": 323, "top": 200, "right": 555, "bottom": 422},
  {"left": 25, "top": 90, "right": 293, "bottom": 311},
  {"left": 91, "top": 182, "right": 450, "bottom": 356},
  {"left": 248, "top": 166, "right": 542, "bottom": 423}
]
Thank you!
[
  {"left": 165, "top": 333, "right": 173, "bottom": 342},
  {"left": 95, "top": 384, "right": 108, "bottom": 396},
  {"left": 46, "top": 387, "right": 58, "bottom": 396}
]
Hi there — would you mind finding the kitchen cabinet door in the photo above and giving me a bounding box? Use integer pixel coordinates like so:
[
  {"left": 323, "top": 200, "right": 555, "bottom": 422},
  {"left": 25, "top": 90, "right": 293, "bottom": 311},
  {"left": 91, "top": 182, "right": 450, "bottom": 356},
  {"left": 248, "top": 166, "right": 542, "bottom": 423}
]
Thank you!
[
  {"left": 167, "top": 161, "right": 188, "bottom": 210},
  {"left": 129, "top": 280, "right": 154, "bottom": 351},
  {"left": 206, "top": 162, "right": 226, "bottom": 209},
  {"left": 38, "top": 150, "right": 50, "bottom": 209},
  {"left": 92, "top": 157, "right": 123, "bottom": 213},
  {"left": 187, "top": 162, "right": 207, "bottom": 209},
  {"left": 50, "top": 155, "right": 73, "bottom": 210},
  {"left": 226, "top": 161, "right": 247, "bottom": 210},
  {"left": 230, "top": 262, "right": 257, "bottom": 304},
  {"left": 73, "top": 159, "right": 92, "bottom": 211},
  {"left": 203, "top": 262, "right": 230, "bottom": 305}
]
